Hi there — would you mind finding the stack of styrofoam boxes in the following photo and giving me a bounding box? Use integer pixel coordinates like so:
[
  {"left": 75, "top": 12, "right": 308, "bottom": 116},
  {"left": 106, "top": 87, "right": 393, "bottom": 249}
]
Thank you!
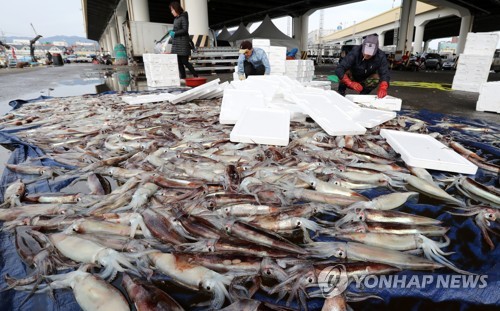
[
  {"left": 452, "top": 32, "right": 499, "bottom": 92},
  {"left": 143, "top": 53, "right": 180, "bottom": 87},
  {"left": 284, "top": 60, "right": 315, "bottom": 83},
  {"left": 476, "top": 81, "right": 500, "bottom": 113},
  {"left": 268, "top": 46, "right": 286, "bottom": 76}
]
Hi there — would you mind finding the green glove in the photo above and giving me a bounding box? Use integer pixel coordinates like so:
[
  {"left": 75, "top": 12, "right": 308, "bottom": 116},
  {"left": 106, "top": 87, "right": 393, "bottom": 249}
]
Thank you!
[
  {"left": 327, "top": 75, "right": 339, "bottom": 83},
  {"left": 169, "top": 30, "right": 175, "bottom": 38}
]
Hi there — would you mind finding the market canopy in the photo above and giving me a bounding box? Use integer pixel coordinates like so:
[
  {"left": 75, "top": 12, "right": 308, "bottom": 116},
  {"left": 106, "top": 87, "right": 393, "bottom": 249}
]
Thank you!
[
  {"left": 226, "top": 22, "right": 252, "bottom": 42},
  {"left": 216, "top": 26, "right": 232, "bottom": 41}
]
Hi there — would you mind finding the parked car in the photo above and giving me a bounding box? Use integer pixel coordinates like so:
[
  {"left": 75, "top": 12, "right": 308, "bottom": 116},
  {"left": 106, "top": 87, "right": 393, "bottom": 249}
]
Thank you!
[
  {"left": 442, "top": 59, "right": 456, "bottom": 70},
  {"left": 491, "top": 49, "right": 500, "bottom": 73},
  {"left": 65, "top": 55, "right": 77, "bottom": 63},
  {"left": 423, "top": 53, "right": 442, "bottom": 70}
]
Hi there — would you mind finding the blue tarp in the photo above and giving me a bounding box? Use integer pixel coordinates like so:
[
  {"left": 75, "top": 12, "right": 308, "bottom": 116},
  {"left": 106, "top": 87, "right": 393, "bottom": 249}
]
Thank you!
[{"left": 0, "top": 98, "right": 498, "bottom": 310}]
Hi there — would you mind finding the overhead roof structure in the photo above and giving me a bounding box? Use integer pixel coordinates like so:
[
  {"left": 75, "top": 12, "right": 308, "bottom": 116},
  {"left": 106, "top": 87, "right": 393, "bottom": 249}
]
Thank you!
[
  {"left": 249, "top": 15, "right": 294, "bottom": 40},
  {"left": 83, "top": 0, "right": 500, "bottom": 42},
  {"left": 216, "top": 27, "right": 232, "bottom": 41}
]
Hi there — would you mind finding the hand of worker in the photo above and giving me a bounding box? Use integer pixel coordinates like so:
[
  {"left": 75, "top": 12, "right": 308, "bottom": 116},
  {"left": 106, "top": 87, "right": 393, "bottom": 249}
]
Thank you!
[
  {"left": 169, "top": 30, "right": 175, "bottom": 38},
  {"left": 341, "top": 75, "right": 363, "bottom": 93},
  {"left": 377, "top": 81, "right": 389, "bottom": 98},
  {"left": 239, "top": 74, "right": 246, "bottom": 81}
]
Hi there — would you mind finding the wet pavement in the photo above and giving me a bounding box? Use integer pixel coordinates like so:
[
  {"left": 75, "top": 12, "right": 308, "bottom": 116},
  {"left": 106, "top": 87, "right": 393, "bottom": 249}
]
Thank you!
[{"left": 1, "top": 62, "right": 499, "bottom": 122}]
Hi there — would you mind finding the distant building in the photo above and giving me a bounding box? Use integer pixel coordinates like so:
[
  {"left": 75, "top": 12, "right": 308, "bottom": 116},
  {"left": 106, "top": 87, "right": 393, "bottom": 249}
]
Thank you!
[
  {"left": 13, "top": 39, "right": 29, "bottom": 45},
  {"left": 76, "top": 41, "right": 95, "bottom": 46},
  {"left": 438, "top": 41, "right": 457, "bottom": 54},
  {"left": 52, "top": 41, "right": 68, "bottom": 47}
]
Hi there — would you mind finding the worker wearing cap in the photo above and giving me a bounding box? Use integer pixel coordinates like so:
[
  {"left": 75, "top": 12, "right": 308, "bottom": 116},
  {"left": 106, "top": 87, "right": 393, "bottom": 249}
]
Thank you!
[
  {"left": 237, "top": 40, "right": 271, "bottom": 80},
  {"left": 335, "top": 34, "right": 390, "bottom": 98}
]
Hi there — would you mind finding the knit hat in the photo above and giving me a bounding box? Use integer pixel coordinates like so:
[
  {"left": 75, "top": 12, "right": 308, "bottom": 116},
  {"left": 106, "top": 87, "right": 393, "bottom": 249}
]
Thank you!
[{"left": 362, "top": 35, "right": 379, "bottom": 56}]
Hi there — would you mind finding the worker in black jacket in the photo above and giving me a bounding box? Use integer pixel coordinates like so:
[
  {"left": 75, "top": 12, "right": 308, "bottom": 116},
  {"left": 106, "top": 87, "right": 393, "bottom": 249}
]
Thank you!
[
  {"left": 335, "top": 34, "right": 390, "bottom": 98},
  {"left": 169, "top": 1, "right": 198, "bottom": 81}
]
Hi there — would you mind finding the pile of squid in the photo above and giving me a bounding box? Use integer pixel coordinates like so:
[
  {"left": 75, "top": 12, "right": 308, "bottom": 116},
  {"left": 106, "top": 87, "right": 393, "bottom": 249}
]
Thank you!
[{"left": 0, "top": 92, "right": 498, "bottom": 311}]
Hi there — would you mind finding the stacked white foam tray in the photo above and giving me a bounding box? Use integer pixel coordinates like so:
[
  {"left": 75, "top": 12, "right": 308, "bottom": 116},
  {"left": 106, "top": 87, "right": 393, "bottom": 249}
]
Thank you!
[
  {"left": 452, "top": 32, "right": 499, "bottom": 92},
  {"left": 143, "top": 53, "right": 180, "bottom": 88},
  {"left": 220, "top": 75, "right": 397, "bottom": 146},
  {"left": 285, "top": 60, "right": 315, "bottom": 83},
  {"left": 251, "top": 39, "right": 287, "bottom": 76},
  {"left": 476, "top": 81, "right": 500, "bottom": 113}
]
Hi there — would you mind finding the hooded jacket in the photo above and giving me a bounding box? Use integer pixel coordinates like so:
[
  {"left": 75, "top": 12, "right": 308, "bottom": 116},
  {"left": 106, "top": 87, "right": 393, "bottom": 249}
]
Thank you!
[
  {"left": 335, "top": 45, "right": 390, "bottom": 83},
  {"left": 171, "top": 11, "right": 192, "bottom": 56}
]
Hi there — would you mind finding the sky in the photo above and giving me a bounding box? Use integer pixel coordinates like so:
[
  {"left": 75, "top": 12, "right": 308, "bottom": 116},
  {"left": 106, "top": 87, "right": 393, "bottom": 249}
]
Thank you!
[{"left": 0, "top": 0, "right": 86, "bottom": 38}]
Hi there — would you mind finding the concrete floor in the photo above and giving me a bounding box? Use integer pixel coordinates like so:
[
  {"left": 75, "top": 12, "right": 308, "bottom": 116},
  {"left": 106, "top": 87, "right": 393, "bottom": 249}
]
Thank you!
[{"left": 0, "top": 63, "right": 499, "bottom": 124}]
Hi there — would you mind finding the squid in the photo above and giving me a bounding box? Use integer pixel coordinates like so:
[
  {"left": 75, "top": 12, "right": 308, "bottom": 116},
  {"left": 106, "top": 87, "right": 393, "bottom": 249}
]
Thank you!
[
  {"left": 450, "top": 206, "right": 499, "bottom": 250},
  {"left": 17, "top": 269, "right": 130, "bottom": 311},
  {"left": 307, "top": 241, "right": 445, "bottom": 271},
  {"left": 148, "top": 251, "right": 232, "bottom": 310},
  {"left": 49, "top": 233, "right": 145, "bottom": 280}
]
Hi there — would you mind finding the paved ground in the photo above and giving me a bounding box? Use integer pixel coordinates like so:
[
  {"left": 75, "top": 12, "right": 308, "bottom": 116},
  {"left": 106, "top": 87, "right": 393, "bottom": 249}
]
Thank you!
[{"left": 0, "top": 63, "right": 499, "bottom": 124}]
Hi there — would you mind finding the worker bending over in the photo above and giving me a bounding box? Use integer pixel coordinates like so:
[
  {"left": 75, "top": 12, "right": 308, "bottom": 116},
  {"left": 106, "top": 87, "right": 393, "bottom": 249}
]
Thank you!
[
  {"left": 237, "top": 40, "right": 271, "bottom": 80},
  {"left": 335, "top": 34, "right": 390, "bottom": 98}
]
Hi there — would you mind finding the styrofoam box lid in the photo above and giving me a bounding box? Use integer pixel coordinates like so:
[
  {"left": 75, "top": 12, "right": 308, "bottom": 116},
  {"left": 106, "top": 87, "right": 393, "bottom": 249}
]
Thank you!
[
  {"left": 290, "top": 92, "right": 366, "bottom": 136},
  {"left": 169, "top": 79, "right": 221, "bottom": 104},
  {"left": 219, "top": 89, "right": 266, "bottom": 124},
  {"left": 320, "top": 91, "right": 396, "bottom": 128},
  {"left": 122, "top": 93, "right": 176, "bottom": 105},
  {"left": 345, "top": 94, "right": 402, "bottom": 111},
  {"left": 230, "top": 107, "right": 290, "bottom": 146},
  {"left": 380, "top": 129, "right": 478, "bottom": 174}
]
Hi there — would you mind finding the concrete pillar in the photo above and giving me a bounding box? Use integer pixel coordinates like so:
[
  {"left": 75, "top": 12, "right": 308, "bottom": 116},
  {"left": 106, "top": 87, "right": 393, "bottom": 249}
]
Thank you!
[
  {"left": 106, "top": 33, "right": 113, "bottom": 54},
  {"left": 378, "top": 32, "right": 385, "bottom": 47},
  {"left": 457, "top": 15, "right": 473, "bottom": 54},
  {"left": 127, "top": 0, "right": 149, "bottom": 22},
  {"left": 184, "top": 0, "right": 209, "bottom": 35},
  {"left": 413, "top": 24, "right": 425, "bottom": 54},
  {"left": 423, "top": 40, "right": 430, "bottom": 53},
  {"left": 396, "top": 0, "right": 417, "bottom": 56},
  {"left": 294, "top": 10, "right": 314, "bottom": 53},
  {"left": 110, "top": 26, "right": 118, "bottom": 51},
  {"left": 116, "top": 15, "right": 126, "bottom": 44}
]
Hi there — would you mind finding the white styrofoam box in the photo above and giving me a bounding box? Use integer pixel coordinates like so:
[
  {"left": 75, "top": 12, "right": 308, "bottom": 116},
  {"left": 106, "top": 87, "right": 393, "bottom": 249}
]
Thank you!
[
  {"left": 463, "top": 32, "right": 499, "bottom": 56},
  {"left": 122, "top": 93, "right": 176, "bottom": 105},
  {"left": 272, "top": 64, "right": 286, "bottom": 73},
  {"left": 268, "top": 97, "right": 308, "bottom": 122},
  {"left": 219, "top": 89, "right": 266, "bottom": 124},
  {"left": 456, "top": 54, "right": 494, "bottom": 67},
  {"left": 252, "top": 39, "right": 271, "bottom": 47},
  {"left": 230, "top": 107, "right": 290, "bottom": 146},
  {"left": 270, "top": 46, "right": 287, "bottom": 53},
  {"left": 244, "top": 76, "right": 281, "bottom": 101},
  {"left": 288, "top": 92, "right": 367, "bottom": 136},
  {"left": 451, "top": 81, "right": 481, "bottom": 93},
  {"left": 305, "top": 81, "right": 331, "bottom": 91},
  {"left": 345, "top": 94, "right": 402, "bottom": 111},
  {"left": 476, "top": 81, "right": 500, "bottom": 113},
  {"left": 169, "top": 79, "right": 221, "bottom": 104},
  {"left": 147, "top": 78, "right": 180, "bottom": 88},
  {"left": 380, "top": 129, "right": 478, "bottom": 174}
]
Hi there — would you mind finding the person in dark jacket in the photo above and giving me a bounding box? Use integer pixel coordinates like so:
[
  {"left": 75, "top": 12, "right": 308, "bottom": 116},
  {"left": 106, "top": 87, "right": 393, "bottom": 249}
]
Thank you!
[
  {"left": 169, "top": 1, "right": 198, "bottom": 81},
  {"left": 335, "top": 34, "right": 389, "bottom": 98}
]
